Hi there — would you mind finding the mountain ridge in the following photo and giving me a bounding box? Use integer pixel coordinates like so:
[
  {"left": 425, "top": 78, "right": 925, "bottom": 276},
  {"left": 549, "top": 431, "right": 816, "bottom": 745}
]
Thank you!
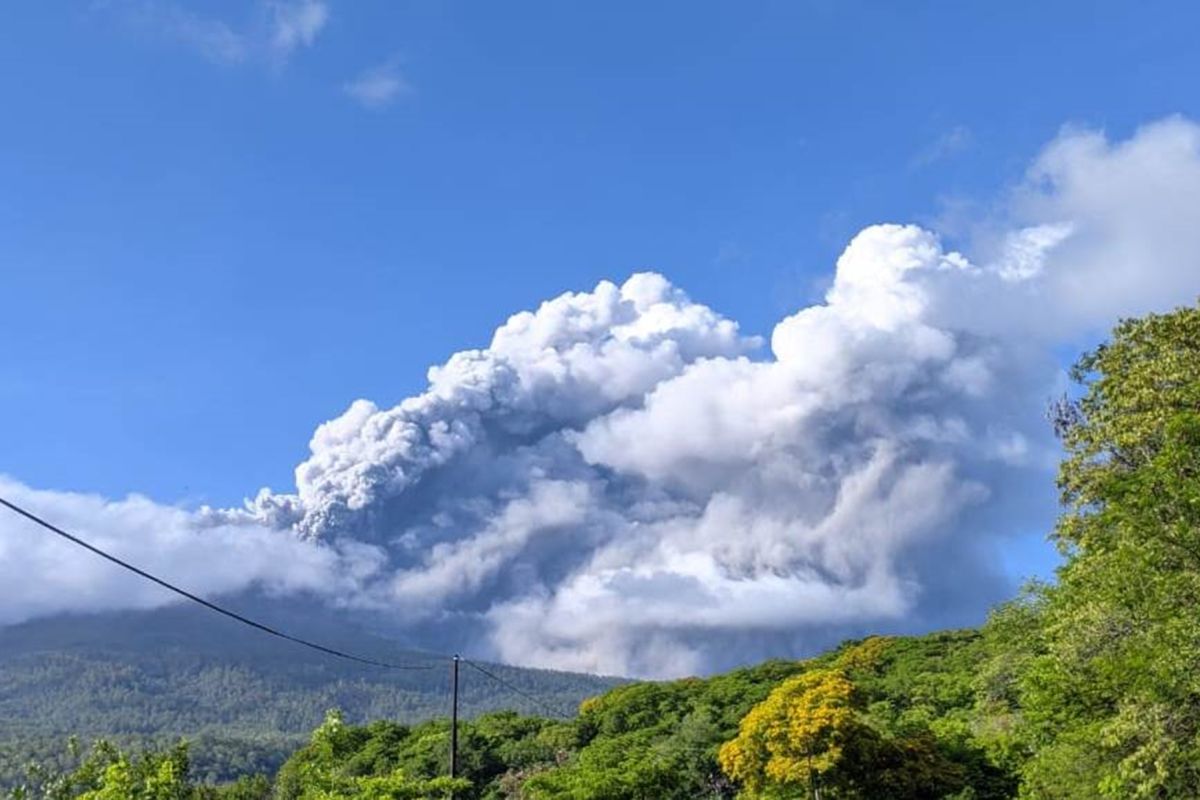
[{"left": 0, "top": 602, "right": 623, "bottom": 784}]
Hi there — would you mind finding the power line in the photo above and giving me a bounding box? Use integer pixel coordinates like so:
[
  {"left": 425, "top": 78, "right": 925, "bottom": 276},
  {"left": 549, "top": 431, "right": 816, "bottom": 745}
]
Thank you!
[
  {"left": 462, "top": 658, "right": 577, "bottom": 719},
  {"left": 0, "top": 495, "right": 435, "bottom": 672},
  {"left": 0, "top": 494, "right": 592, "bottom": 716},
  {"left": 3, "top": 494, "right": 598, "bottom": 787}
]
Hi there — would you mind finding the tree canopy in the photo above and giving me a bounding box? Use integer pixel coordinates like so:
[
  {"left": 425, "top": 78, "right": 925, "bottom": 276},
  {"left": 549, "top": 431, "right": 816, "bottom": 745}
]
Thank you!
[{"left": 1013, "top": 302, "right": 1200, "bottom": 798}]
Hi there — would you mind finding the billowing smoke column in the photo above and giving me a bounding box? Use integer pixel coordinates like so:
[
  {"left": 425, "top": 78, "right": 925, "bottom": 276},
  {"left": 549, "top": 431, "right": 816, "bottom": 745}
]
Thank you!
[
  {"left": 5, "top": 117, "right": 1200, "bottom": 677},
  {"left": 214, "top": 223, "right": 1059, "bottom": 676}
]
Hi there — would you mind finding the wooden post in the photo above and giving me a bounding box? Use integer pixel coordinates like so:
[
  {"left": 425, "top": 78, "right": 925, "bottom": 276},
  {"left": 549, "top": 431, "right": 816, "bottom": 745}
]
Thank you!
[{"left": 450, "top": 655, "right": 460, "bottom": 784}]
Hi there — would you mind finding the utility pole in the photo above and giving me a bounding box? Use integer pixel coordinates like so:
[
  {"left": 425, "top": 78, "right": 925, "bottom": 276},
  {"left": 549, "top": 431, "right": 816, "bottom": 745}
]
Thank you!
[{"left": 450, "top": 655, "right": 460, "bottom": 782}]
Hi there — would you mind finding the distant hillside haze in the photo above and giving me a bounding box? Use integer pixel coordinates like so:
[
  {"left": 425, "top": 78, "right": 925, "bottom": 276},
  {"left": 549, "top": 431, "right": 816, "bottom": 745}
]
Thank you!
[{"left": 0, "top": 602, "right": 621, "bottom": 784}]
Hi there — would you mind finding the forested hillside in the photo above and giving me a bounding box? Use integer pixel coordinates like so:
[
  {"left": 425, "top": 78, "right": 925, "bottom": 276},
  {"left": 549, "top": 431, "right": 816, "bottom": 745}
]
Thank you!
[
  {"left": 0, "top": 604, "right": 619, "bottom": 786},
  {"left": 6, "top": 630, "right": 1010, "bottom": 799},
  {"left": 5, "top": 302, "right": 1200, "bottom": 798}
]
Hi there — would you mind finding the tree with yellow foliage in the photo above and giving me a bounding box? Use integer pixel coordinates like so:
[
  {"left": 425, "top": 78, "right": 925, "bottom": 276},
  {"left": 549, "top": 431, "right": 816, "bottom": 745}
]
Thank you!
[
  {"left": 718, "top": 668, "right": 872, "bottom": 798},
  {"left": 719, "top": 667, "right": 965, "bottom": 799}
]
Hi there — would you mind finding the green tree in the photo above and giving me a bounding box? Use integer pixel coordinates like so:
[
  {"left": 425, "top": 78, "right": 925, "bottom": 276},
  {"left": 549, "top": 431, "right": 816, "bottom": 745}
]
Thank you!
[
  {"left": 1019, "top": 302, "right": 1200, "bottom": 798},
  {"left": 4, "top": 740, "right": 205, "bottom": 800},
  {"left": 276, "top": 711, "right": 469, "bottom": 800},
  {"left": 77, "top": 748, "right": 190, "bottom": 800}
]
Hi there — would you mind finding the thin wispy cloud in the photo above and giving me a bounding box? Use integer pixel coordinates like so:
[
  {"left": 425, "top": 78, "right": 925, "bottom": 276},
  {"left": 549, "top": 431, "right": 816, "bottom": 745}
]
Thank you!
[
  {"left": 102, "top": 0, "right": 329, "bottom": 67},
  {"left": 911, "top": 124, "right": 973, "bottom": 168},
  {"left": 344, "top": 58, "right": 413, "bottom": 109},
  {"left": 266, "top": 0, "right": 329, "bottom": 63},
  {"left": 159, "top": 7, "right": 247, "bottom": 65}
]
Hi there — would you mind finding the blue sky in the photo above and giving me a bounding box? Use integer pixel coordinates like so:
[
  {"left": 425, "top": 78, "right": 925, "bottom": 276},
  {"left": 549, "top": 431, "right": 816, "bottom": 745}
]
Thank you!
[
  {"left": 3, "top": 3, "right": 1200, "bottom": 575},
  {"left": 7, "top": 2, "right": 1200, "bottom": 669}
]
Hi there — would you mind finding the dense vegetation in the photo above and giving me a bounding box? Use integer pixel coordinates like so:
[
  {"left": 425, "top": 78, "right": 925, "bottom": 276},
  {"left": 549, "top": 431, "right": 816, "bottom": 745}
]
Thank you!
[
  {"left": 5, "top": 301, "right": 1200, "bottom": 798},
  {"left": 5, "top": 632, "right": 1006, "bottom": 799},
  {"left": 985, "top": 303, "right": 1200, "bottom": 798}
]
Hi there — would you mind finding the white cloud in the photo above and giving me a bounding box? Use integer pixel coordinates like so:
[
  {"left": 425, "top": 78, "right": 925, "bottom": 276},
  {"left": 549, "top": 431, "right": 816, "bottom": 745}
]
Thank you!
[
  {"left": 158, "top": 7, "right": 247, "bottom": 65},
  {"left": 344, "top": 59, "right": 412, "bottom": 109},
  {"left": 1013, "top": 116, "right": 1200, "bottom": 332},
  {"left": 104, "top": 1, "right": 328, "bottom": 67},
  {"left": 992, "top": 223, "right": 1076, "bottom": 282},
  {"left": 265, "top": 0, "right": 328, "bottom": 62},
  {"left": 0, "top": 477, "right": 383, "bottom": 625},
  {"left": 6, "top": 117, "right": 1200, "bottom": 677}
]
